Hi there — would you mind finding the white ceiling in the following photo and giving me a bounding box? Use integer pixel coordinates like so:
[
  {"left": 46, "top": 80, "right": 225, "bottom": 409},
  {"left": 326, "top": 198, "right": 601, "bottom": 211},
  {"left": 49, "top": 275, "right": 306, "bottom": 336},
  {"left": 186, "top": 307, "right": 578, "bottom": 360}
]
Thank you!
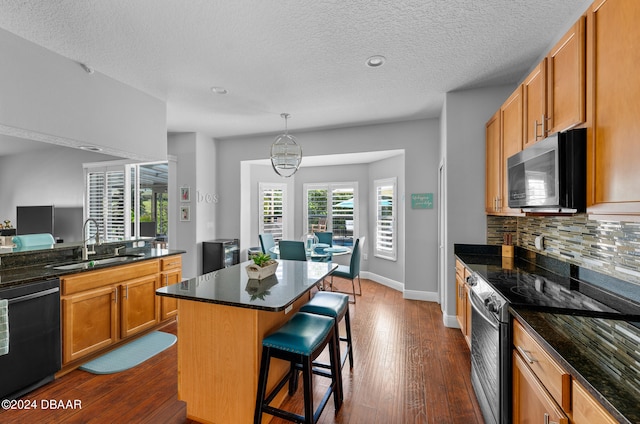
[{"left": 0, "top": 0, "right": 591, "bottom": 144}]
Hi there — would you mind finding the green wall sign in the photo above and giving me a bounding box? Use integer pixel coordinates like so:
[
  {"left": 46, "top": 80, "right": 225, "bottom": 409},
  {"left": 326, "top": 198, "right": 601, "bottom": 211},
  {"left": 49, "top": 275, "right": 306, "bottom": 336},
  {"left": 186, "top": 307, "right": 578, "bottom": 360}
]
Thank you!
[{"left": 411, "top": 193, "right": 433, "bottom": 209}]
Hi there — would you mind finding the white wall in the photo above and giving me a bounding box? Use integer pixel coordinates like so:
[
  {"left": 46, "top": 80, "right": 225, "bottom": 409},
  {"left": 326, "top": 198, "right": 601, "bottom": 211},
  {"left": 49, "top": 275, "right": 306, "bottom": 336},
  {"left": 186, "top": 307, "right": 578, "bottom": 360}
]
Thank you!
[
  {"left": 0, "top": 144, "right": 118, "bottom": 227},
  {"left": 441, "top": 85, "right": 515, "bottom": 326},
  {"left": 218, "top": 119, "right": 439, "bottom": 296},
  {"left": 0, "top": 27, "right": 166, "bottom": 161}
]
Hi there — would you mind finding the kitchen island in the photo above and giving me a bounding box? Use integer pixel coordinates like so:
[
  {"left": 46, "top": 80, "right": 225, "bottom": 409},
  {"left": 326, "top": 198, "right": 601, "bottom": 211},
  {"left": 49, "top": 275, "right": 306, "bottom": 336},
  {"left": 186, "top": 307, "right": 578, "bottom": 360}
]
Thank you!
[{"left": 156, "top": 259, "right": 337, "bottom": 423}]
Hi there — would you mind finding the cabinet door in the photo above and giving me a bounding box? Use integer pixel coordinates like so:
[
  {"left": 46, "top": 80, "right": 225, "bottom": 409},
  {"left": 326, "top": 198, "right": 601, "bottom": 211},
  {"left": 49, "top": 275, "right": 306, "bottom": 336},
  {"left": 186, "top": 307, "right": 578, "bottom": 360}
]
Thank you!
[
  {"left": 160, "top": 268, "right": 180, "bottom": 320},
  {"left": 572, "top": 380, "right": 618, "bottom": 424},
  {"left": 120, "top": 274, "right": 160, "bottom": 338},
  {"left": 523, "top": 61, "right": 547, "bottom": 147},
  {"left": 512, "top": 351, "right": 569, "bottom": 424},
  {"left": 485, "top": 110, "right": 501, "bottom": 213},
  {"left": 455, "top": 271, "right": 465, "bottom": 332},
  {"left": 62, "top": 285, "right": 118, "bottom": 364},
  {"left": 500, "top": 86, "right": 524, "bottom": 214},
  {"left": 547, "top": 17, "right": 586, "bottom": 134},
  {"left": 588, "top": 0, "right": 640, "bottom": 215}
]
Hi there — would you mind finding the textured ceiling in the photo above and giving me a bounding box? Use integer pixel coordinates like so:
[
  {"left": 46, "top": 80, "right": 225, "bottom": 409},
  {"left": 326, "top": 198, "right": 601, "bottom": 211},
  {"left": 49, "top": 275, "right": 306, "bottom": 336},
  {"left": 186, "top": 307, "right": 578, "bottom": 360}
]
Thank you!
[{"left": 0, "top": 0, "right": 592, "bottom": 140}]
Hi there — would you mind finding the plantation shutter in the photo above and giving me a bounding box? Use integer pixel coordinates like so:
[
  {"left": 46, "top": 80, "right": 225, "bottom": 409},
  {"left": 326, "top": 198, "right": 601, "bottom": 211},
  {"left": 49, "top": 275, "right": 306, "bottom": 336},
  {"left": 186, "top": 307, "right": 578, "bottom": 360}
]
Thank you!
[
  {"left": 86, "top": 168, "right": 127, "bottom": 241},
  {"left": 259, "top": 183, "right": 286, "bottom": 241},
  {"left": 375, "top": 178, "right": 396, "bottom": 260}
]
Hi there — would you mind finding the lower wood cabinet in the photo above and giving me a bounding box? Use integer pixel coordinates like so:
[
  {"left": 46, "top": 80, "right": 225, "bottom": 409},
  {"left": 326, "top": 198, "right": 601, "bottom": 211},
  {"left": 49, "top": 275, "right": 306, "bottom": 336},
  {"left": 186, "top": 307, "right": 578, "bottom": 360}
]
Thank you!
[
  {"left": 60, "top": 256, "right": 181, "bottom": 368},
  {"left": 571, "top": 379, "right": 618, "bottom": 424},
  {"left": 62, "top": 285, "right": 118, "bottom": 364},
  {"left": 159, "top": 256, "right": 182, "bottom": 320},
  {"left": 120, "top": 274, "right": 160, "bottom": 338},
  {"left": 455, "top": 260, "right": 471, "bottom": 347},
  {"left": 512, "top": 350, "right": 569, "bottom": 424}
]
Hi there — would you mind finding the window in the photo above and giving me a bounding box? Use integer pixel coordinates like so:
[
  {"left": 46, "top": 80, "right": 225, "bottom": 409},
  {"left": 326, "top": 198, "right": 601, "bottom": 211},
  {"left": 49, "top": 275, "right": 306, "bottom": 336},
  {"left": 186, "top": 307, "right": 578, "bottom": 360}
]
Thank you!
[
  {"left": 86, "top": 165, "right": 128, "bottom": 241},
  {"left": 374, "top": 177, "right": 396, "bottom": 260},
  {"left": 304, "top": 183, "right": 357, "bottom": 246},
  {"left": 259, "top": 183, "right": 287, "bottom": 241},
  {"left": 84, "top": 161, "right": 169, "bottom": 243}
]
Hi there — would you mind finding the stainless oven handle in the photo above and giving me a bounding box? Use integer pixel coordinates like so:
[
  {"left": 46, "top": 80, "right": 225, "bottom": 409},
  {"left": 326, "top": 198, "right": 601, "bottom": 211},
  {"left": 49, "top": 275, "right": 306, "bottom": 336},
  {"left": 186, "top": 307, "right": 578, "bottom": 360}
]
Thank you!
[{"left": 468, "top": 289, "right": 499, "bottom": 331}]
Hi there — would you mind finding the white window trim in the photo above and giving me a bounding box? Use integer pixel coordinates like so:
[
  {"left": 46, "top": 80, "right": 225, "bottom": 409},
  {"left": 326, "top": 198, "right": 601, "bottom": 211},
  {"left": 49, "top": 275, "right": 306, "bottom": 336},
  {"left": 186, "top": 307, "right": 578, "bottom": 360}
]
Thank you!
[
  {"left": 303, "top": 182, "right": 358, "bottom": 239},
  {"left": 374, "top": 177, "right": 397, "bottom": 261},
  {"left": 258, "top": 182, "right": 288, "bottom": 241}
]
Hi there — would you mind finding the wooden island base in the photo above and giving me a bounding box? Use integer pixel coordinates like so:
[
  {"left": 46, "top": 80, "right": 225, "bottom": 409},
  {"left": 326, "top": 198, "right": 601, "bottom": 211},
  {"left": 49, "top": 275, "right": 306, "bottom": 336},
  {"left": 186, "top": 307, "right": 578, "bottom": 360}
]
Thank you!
[{"left": 177, "top": 294, "right": 310, "bottom": 423}]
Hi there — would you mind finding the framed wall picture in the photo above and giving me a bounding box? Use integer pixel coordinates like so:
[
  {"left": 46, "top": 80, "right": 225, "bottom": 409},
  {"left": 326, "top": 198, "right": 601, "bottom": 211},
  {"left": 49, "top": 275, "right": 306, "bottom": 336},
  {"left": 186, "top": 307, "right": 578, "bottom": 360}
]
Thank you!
[
  {"left": 180, "top": 205, "right": 190, "bottom": 221},
  {"left": 180, "top": 187, "right": 191, "bottom": 202}
]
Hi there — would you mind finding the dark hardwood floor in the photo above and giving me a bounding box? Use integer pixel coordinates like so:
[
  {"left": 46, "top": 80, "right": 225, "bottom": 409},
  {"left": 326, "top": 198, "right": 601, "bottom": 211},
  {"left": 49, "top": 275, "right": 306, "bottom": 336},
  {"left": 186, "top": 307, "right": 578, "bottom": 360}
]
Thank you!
[{"left": 0, "top": 278, "right": 484, "bottom": 424}]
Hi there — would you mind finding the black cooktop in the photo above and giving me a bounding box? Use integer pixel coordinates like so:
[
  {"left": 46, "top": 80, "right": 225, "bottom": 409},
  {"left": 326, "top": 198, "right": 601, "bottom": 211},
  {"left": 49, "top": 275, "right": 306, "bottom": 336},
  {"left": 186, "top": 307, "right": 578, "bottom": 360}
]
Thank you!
[{"left": 457, "top": 248, "right": 640, "bottom": 319}]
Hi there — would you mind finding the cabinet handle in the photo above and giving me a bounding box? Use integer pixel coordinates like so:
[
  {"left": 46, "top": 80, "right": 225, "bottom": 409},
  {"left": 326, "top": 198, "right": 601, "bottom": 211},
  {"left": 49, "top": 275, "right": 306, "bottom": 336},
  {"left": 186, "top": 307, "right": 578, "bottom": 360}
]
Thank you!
[
  {"left": 516, "top": 345, "right": 537, "bottom": 364},
  {"left": 114, "top": 286, "right": 118, "bottom": 304},
  {"left": 124, "top": 286, "right": 128, "bottom": 300},
  {"left": 165, "top": 275, "right": 169, "bottom": 286},
  {"left": 541, "top": 114, "right": 547, "bottom": 138}
]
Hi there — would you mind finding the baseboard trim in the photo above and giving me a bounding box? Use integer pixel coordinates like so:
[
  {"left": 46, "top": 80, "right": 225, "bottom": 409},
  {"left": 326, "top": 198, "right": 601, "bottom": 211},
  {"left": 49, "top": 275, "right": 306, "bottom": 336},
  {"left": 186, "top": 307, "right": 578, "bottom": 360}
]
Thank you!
[
  {"left": 442, "top": 313, "right": 460, "bottom": 329},
  {"left": 362, "top": 271, "right": 439, "bottom": 303}
]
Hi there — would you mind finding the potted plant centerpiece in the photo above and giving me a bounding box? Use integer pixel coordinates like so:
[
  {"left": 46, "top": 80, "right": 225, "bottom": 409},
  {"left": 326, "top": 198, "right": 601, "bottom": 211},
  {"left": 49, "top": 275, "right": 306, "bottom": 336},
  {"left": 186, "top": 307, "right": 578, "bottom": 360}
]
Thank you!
[{"left": 245, "top": 252, "right": 278, "bottom": 280}]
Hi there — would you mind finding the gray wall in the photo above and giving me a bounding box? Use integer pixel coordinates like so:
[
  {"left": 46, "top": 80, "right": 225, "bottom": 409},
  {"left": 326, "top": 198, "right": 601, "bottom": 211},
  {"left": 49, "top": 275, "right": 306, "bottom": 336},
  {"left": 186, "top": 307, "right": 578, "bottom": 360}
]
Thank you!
[
  {"left": 440, "top": 85, "right": 515, "bottom": 326},
  {"left": 218, "top": 119, "right": 439, "bottom": 297},
  {"left": 0, "top": 27, "right": 166, "bottom": 161}
]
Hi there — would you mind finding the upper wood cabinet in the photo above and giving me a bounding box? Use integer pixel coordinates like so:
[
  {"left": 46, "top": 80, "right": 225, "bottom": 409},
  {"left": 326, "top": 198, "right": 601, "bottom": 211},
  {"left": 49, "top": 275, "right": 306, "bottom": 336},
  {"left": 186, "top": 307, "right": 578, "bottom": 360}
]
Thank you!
[
  {"left": 587, "top": 0, "right": 640, "bottom": 217},
  {"left": 523, "top": 61, "right": 547, "bottom": 147},
  {"left": 500, "top": 87, "right": 524, "bottom": 214},
  {"left": 523, "top": 17, "right": 586, "bottom": 148},
  {"left": 485, "top": 110, "right": 502, "bottom": 214},
  {"left": 547, "top": 17, "right": 586, "bottom": 135},
  {"left": 485, "top": 88, "right": 524, "bottom": 216}
]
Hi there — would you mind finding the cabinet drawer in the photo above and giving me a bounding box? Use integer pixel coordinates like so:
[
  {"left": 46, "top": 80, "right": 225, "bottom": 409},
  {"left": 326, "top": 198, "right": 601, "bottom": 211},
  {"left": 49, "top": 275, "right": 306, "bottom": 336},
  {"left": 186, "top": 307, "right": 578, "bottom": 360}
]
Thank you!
[
  {"left": 161, "top": 255, "right": 182, "bottom": 271},
  {"left": 62, "top": 260, "right": 160, "bottom": 295},
  {"left": 513, "top": 319, "right": 571, "bottom": 410}
]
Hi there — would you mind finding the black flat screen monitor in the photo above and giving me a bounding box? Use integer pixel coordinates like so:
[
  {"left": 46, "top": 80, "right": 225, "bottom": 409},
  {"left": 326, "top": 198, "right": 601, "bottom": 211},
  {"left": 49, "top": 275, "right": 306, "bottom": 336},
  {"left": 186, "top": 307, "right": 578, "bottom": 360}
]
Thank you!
[{"left": 17, "top": 205, "right": 54, "bottom": 235}]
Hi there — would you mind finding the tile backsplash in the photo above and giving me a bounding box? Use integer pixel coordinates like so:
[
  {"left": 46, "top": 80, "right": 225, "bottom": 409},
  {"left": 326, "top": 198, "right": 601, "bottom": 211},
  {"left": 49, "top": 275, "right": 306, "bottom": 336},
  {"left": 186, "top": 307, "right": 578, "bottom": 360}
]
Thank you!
[{"left": 487, "top": 214, "right": 640, "bottom": 287}]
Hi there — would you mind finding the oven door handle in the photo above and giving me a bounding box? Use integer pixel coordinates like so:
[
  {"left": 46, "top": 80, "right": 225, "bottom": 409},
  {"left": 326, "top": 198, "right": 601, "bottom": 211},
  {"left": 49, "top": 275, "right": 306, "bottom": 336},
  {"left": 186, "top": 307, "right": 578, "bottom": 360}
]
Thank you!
[{"left": 468, "top": 289, "right": 500, "bottom": 331}]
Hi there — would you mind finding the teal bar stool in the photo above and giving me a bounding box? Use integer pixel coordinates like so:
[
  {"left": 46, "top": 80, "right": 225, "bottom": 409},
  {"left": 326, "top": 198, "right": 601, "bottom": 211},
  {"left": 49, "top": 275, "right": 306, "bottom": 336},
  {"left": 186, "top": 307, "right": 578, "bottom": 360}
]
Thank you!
[
  {"left": 300, "top": 292, "right": 354, "bottom": 370},
  {"left": 254, "top": 312, "right": 343, "bottom": 424}
]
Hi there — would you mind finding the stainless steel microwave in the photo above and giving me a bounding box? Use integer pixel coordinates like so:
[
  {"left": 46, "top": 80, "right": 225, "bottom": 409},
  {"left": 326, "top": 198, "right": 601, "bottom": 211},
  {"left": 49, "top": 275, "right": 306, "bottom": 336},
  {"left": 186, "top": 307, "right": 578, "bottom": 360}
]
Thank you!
[{"left": 507, "top": 128, "right": 586, "bottom": 213}]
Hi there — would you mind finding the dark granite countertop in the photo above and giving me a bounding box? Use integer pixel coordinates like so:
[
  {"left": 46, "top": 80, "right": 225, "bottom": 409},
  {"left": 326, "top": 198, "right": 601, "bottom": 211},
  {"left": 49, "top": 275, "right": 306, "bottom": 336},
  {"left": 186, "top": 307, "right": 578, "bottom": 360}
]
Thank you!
[
  {"left": 511, "top": 309, "right": 639, "bottom": 424},
  {"left": 156, "top": 259, "right": 337, "bottom": 312},
  {"left": 454, "top": 244, "right": 640, "bottom": 424},
  {"left": 0, "top": 248, "right": 185, "bottom": 288}
]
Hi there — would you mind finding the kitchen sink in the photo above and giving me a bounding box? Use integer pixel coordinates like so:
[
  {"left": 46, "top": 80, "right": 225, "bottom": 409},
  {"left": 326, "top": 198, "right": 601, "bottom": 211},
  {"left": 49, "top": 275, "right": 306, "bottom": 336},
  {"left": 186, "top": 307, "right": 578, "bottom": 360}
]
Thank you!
[{"left": 47, "top": 254, "right": 144, "bottom": 271}]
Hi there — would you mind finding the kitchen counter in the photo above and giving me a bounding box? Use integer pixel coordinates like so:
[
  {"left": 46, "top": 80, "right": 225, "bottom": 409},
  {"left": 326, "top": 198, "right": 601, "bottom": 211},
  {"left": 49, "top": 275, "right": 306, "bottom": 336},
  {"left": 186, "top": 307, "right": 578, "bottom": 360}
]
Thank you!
[
  {"left": 156, "top": 259, "right": 337, "bottom": 311},
  {"left": 455, "top": 244, "right": 640, "bottom": 424},
  {"left": 0, "top": 247, "right": 185, "bottom": 288},
  {"left": 512, "top": 309, "right": 640, "bottom": 424}
]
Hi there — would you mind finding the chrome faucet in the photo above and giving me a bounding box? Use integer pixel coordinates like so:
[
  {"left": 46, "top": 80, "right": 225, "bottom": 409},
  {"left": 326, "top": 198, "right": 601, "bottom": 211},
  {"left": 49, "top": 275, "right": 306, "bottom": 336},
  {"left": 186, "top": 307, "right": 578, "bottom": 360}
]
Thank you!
[{"left": 82, "top": 218, "right": 102, "bottom": 260}]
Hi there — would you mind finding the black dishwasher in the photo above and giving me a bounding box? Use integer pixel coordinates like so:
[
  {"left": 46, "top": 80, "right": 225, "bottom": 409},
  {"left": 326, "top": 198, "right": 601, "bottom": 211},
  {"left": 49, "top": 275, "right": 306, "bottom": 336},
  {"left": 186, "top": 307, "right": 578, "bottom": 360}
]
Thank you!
[{"left": 0, "top": 278, "right": 61, "bottom": 400}]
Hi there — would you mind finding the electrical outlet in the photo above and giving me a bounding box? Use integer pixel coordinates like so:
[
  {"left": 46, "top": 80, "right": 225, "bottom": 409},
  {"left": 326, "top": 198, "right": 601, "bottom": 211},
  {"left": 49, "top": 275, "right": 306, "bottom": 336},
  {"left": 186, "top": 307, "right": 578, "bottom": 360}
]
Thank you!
[
  {"left": 363, "top": 253, "right": 368, "bottom": 260},
  {"left": 534, "top": 236, "right": 544, "bottom": 251}
]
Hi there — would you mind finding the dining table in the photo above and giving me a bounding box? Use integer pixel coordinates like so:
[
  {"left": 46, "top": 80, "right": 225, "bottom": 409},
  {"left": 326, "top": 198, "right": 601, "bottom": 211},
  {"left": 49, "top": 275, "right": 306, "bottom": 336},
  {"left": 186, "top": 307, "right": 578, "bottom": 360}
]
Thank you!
[
  {"left": 269, "top": 243, "right": 352, "bottom": 261},
  {"left": 156, "top": 259, "right": 338, "bottom": 424}
]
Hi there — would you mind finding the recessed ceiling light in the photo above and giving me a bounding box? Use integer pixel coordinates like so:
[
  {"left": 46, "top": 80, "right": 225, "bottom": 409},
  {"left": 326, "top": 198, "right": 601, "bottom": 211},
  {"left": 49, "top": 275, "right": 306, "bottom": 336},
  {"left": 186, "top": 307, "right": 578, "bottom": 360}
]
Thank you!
[
  {"left": 210, "top": 86, "right": 228, "bottom": 94},
  {"left": 366, "top": 55, "right": 386, "bottom": 68},
  {"left": 79, "top": 145, "right": 103, "bottom": 152}
]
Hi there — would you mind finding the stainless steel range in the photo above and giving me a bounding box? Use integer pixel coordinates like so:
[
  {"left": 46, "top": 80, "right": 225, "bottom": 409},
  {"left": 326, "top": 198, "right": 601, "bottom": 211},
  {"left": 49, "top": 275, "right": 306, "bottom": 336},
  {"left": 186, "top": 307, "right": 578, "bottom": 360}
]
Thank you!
[
  {"left": 466, "top": 257, "right": 640, "bottom": 424},
  {"left": 467, "top": 272, "right": 510, "bottom": 424}
]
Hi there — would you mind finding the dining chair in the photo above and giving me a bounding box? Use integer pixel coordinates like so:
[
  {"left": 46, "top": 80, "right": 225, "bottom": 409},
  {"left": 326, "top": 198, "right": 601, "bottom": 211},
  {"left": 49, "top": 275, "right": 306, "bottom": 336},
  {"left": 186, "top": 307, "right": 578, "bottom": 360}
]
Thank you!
[
  {"left": 259, "top": 233, "right": 277, "bottom": 259},
  {"left": 278, "top": 240, "right": 308, "bottom": 261},
  {"left": 314, "top": 231, "right": 333, "bottom": 247},
  {"left": 330, "top": 237, "right": 363, "bottom": 303}
]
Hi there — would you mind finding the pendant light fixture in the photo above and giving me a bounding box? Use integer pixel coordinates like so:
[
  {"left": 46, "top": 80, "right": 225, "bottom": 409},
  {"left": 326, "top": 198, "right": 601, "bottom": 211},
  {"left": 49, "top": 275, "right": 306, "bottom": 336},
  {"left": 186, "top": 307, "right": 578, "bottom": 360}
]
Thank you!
[{"left": 270, "top": 113, "right": 302, "bottom": 178}]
